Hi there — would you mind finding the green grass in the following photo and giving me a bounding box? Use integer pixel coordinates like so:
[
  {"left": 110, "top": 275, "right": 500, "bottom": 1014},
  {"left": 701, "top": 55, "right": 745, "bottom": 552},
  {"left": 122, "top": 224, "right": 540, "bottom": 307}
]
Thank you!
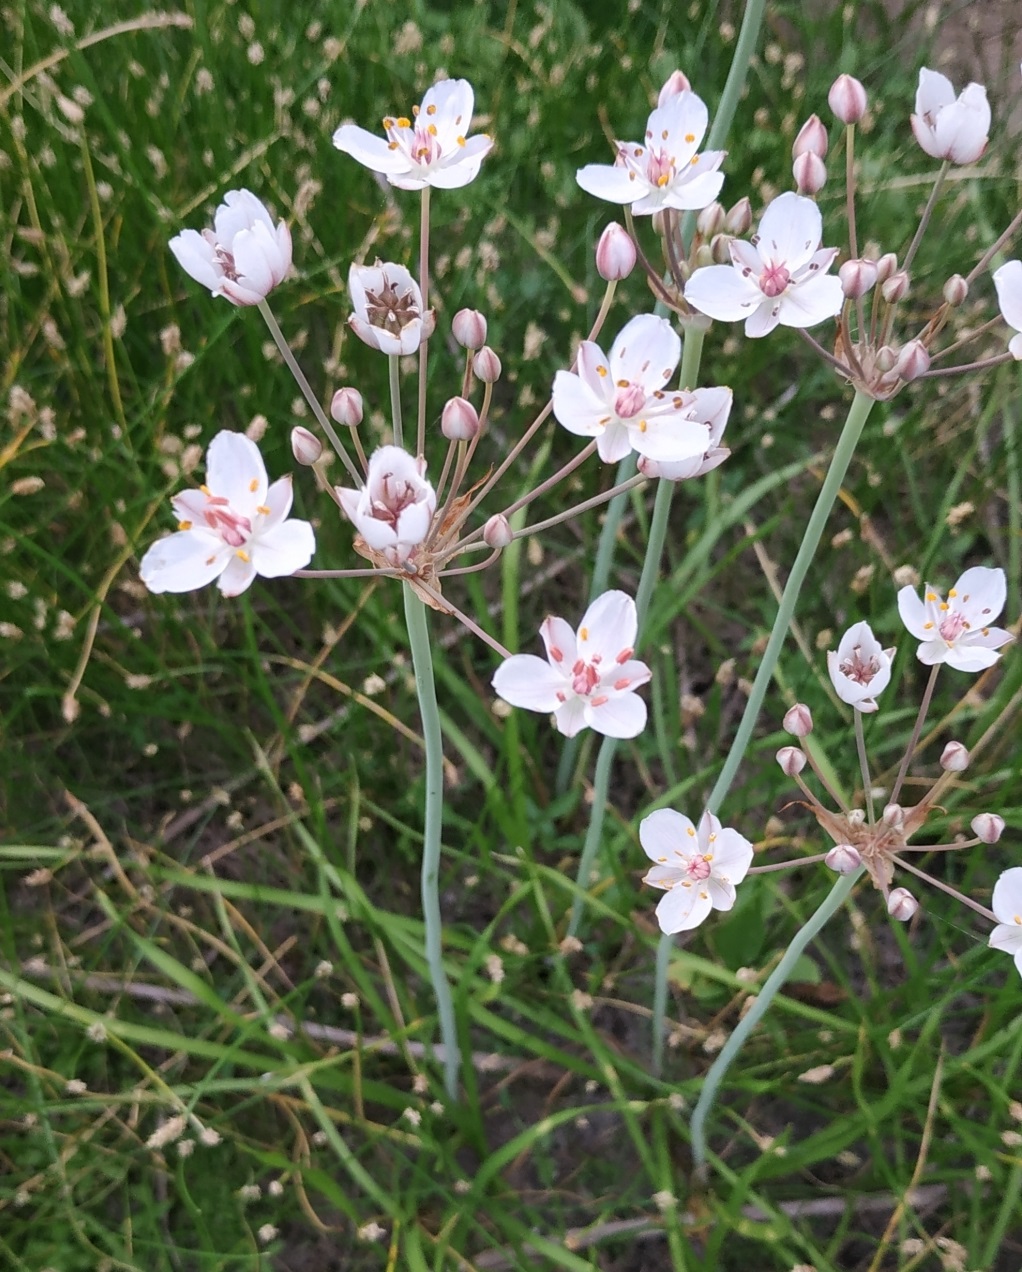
[{"left": 3, "top": 0, "right": 1022, "bottom": 1267}]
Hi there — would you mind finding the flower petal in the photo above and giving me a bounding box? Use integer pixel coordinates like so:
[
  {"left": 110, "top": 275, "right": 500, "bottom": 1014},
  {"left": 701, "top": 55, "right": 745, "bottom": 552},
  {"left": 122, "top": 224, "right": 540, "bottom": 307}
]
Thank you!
[
  {"left": 493, "top": 655, "right": 566, "bottom": 712},
  {"left": 776, "top": 273, "right": 844, "bottom": 329},
  {"left": 584, "top": 692, "right": 647, "bottom": 738},
  {"left": 655, "top": 883, "right": 713, "bottom": 934},
  {"left": 575, "top": 162, "right": 645, "bottom": 206},
  {"left": 333, "top": 124, "right": 412, "bottom": 176},
  {"left": 204, "top": 431, "right": 268, "bottom": 512},
  {"left": 685, "top": 265, "right": 763, "bottom": 321},
  {"left": 577, "top": 590, "right": 638, "bottom": 665},
  {"left": 140, "top": 529, "right": 229, "bottom": 594},
  {"left": 640, "top": 808, "right": 696, "bottom": 864},
  {"left": 249, "top": 518, "right": 315, "bottom": 578},
  {"left": 168, "top": 229, "right": 222, "bottom": 292},
  {"left": 756, "top": 192, "right": 823, "bottom": 272}
]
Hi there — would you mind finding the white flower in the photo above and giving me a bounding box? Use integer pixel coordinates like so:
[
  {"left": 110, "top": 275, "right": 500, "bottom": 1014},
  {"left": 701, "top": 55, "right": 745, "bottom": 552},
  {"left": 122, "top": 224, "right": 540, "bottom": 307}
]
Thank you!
[
  {"left": 348, "top": 262, "right": 435, "bottom": 356},
  {"left": 993, "top": 260, "right": 1022, "bottom": 360},
  {"left": 336, "top": 445, "right": 435, "bottom": 566},
  {"left": 168, "top": 189, "right": 291, "bottom": 306},
  {"left": 333, "top": 78, "right": 492, "bottom": 191},
  {"left": 910, "top": 69, "right": 990, "bottom": 165},
  {"left": 492, "top": 591, "right": 651, "bottom": 738},
  {"left": 552, "top": 314, "right": 724, "bottom": 464},
  {"left": 827, "top": 620, "right": 895, "bottom": 713},
  {"left": 684, "top": 192, "right": 844, "bottom": 337},
  {"left": 989, "top": 867, "right": 1022, "bottom": 978},
  {"left": 141, "top": 432, "right": 314, "bottom": 597},
  {"left": 640, "top": 809, "right": 754, "bottom": 935},
  {"left": 897, "top": 566, "right": 1012, "bottom": 671},
  {"left": 575, "top": 90, "right": 726, "bottom": 215},
  {"left": 636, "top": 387, "right": 731, "bottom": 480}
]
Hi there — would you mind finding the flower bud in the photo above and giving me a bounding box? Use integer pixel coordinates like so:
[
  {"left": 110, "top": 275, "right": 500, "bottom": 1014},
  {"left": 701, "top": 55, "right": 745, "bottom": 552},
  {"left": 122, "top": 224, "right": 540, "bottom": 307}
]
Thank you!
[
  {"left": 330, "top": 387, "right": 363, "bottom": 428},
  {"left": 792, "top": 114, "right": 829, "bottom": 159},
  {"left": 441, "top": 395, "right": 480, "bottom": 441},
  {"left": 881, "top": 270, "right": 909, "bottom": 303},
  {"left": 776, "top": 746, "right": 806, "bottom": 777},
  {"left": 971, "top": 812, "right": 1005, "bottom": 844},
  {"left": 696, "top": 201, "right": 726, "bottom": 238},
  {"left": 825, "top": 844, "right": 862, "bottom": 874},
  {"left": 724, "top": 197, "right": 752, "bottom": 236},
  {"left": 847, "top": 808, "right": 866, "bottom": 828},
  {"left": 882, "top": 803, "right": 905, "bottom": 830},
  {"left": 894, "top": 339, "right": 930, "bottom": 382},
  {"left": 483, "top": 513, "right": 513, "bottom": 549},
  {"left": 887, "top": 887, "right": 919, "bottom": 922},
  {"left": 839, "top": 258, "right": 878, "bottom": 299},
  {"left": 709, "top": 235, "right": 731, "bottom": 265},
  {"left": 290, "top": 426, "right": 323, "bottom": 466},
  {"left": 939, "top": 740, "right": 970, "bottom": 772},
  {"left": 874, "top": 344, "right": 897, "bottom": 373},
  {"left": 473, "top": 345, "right": 501, "bottom": 384},
  {"left": 693, "top": 243, "right": 715, "bottom": 270},
  {"left": 452, "top": 307, "right": 487, "bottom": 350},
  {"left": 595, "top": 222, "right": 636, "bottom": 281},
  {"left": 658, "top": 69, "right": 692, "bottom": 105},
  {"left": 828, "top": 73, "right": 867, "bottom": 125},
  {"left": 783, "top": 703, "right": 813, "bottom": 737},
  {"left": 874, "top": 252, "right": 898, "bottom": 284},
  {"left": 793, "top": 151, "right": 827, "bottom": 195},
  {"left": 943, "top": 273, "right": 968, "bottom": 307}
]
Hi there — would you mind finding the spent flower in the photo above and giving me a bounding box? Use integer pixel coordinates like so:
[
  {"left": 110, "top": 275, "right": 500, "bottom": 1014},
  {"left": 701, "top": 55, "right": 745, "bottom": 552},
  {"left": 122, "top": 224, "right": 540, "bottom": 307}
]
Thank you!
[
  {"left": 348, "top": 262, "right": 435, "bottom": 356},
  {"left": 910, "top": 68, "right": 990, "bottom": 165},
  {"left": 336, "top": 445, "right": 436, "bottom": 567},
  {"left": 640, "top": 809, "right": 754, "bottom": 935},
  {"left": 169, "top": 189, "right": 291, "bottom": 306},
  {"left": 827, "top": 620, "right": 895, "bottom": 713}
]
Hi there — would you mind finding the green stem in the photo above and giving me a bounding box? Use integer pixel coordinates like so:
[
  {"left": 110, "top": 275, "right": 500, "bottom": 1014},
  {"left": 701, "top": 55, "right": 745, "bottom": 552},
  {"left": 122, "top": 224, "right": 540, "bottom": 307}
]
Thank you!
[
  {"left": 689, "top": 869, "right": 861, "bottom": 1178},
  {"left": 652, "top": 387, "right": 876, "bottom": 1075},
  {"left": 403, "top": 587, "right": 460, "bottom": 1099},
  {"left": 389, "top": 354, "right": 404, "bottom": 449}
]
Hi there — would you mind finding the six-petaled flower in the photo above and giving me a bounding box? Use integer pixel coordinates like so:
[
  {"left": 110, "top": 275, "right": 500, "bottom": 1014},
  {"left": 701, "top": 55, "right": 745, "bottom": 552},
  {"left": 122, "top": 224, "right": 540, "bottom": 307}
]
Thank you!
[
  {"left": 827, "top": 620, "right": 896, "bottom": 713},
  {"left": 897, "top": 566, "right": 1012, "bottom": 671},
  {"left": 336, "top": 446, "right": 436, "bottom": 567},
  {"left": 169, "top": 189, "right": 292, "bottom": 306},
  {"left": 910, "top": 68, "right": 990, "bottom": 165},
  {"left": 348, "top": 262, "right": 436, "bottom": 356},
  {"left": 640, "top": 809, "right": 754, "bottom": 935}
]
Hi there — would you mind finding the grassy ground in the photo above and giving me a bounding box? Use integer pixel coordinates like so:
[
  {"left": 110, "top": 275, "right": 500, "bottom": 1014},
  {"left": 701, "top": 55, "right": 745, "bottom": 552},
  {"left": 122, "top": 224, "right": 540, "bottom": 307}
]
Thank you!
[{"left": 3, "top": 0, "right": 1022, "bottom": 1268}]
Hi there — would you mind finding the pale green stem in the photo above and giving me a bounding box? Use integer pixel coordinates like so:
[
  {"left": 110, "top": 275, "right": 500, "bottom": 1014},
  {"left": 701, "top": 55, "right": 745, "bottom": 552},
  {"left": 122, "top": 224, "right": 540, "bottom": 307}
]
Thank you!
[
  {"left": 652, "top": 388, "right": 877, "bottom": 1076},
  {"left": 403, "top": 587, "right": 460, "bottom": 1099},
  {"left": 854, "top": 712, "right": 875, "bottom": 824},
  {"left": 389, "top": 355, "right": 403, "bottom": 449},
  {"left": 689, "top": 869, "right": 861, "bottom": 1179},
  {"left": 901, "top": 160, "right": 949, "bottom": 277},
  {"left": 890, "top": 664, "right": 941, "bottom": 806},
  {"left": 417, "top": 187, "right": 431, "bottom": 457}
]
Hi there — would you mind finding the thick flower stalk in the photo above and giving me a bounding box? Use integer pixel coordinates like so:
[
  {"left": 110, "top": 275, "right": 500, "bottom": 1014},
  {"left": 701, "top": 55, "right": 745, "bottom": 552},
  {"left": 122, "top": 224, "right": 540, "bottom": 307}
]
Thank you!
[{"left": 169, "top": 189, "right": 292, "bottom": 306}]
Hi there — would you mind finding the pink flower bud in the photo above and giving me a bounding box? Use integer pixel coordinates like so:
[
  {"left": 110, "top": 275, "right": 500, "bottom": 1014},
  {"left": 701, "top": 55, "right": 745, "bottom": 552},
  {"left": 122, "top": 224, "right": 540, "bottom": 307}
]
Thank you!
[
  {"left": 825, "top": 844, "right": 862, "bottom": 874},
  {"left": 943, "top": 274, "right": 968, "bottom": 306},
  {"left": 330, "top": 387, "right": 363, "bottom": 428},
  {"left": 874, "top": 344, "right": 897, "bottom": 373},
  {"left": 483, "top": 513, "right": 513, "bottom": 549},
  {"left": 776, "top": 745, "right": 806, "bottom": 777},
  {"left": 658, "top": 70, "right": 691, "bottom": 106},
  {"left": 696, "top": 201, "right": 726, "bottom": 238},
  {"left": 894, "top": 339, "right": 930, "bottom": 382},
  {"left": 783, "top": 703, "right": 813, "bottom": 737},
  {"left": 874, "top": 252, "right": 898, "bottom": 284},
  {"left": 887, "top": 887, "right": 918, "bottom": 922},
  {"left": 595, "top": 222, "right": 636, "bottom": 281},
  {"left": 971, "top": 813, "right": 1005, "bottom": 844},
  {"left": 881, "top": 270, "right": 910, "bottom": 303},
  {"left": 724, "top": 197, "right": 752, "bottom": 236},
  {"left": 441, "top": 395, "right": 480, "bottom": 441},
  {"left": 882, "top": 803, "right": 905, "bottom": 830},
  {"left": 828, "top": 73, "right": 868, "bottom": 125},
  {"left": 473, "top": 346, "right": 501, "bottom": 384},
  {"left": 939, "top": 741, "right": 970, "bottom": 772},
  {"left": 290, "top": 425, "right": 323, "bottom": 466},
  {"left": 839, "top": 258, "right": 878, "bottom": 299},
  {"left": 452, "top": 307, "right": 487, "bottom": 350},
  {"left": 792, "top": 114, "right": 829, "bottom": 159},
  {"left": 793, "top": 151, "right": 827, "bottom": 195}
]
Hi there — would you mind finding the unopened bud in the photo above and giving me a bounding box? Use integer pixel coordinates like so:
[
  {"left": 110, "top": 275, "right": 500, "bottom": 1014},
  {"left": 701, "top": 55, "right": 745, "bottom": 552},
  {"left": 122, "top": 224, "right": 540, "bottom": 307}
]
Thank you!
[
  {"left": 709, "top": 234, "right": 731, "bottom": 265},
  {"left": 441, "top": 396, "right": 480, "bottom": 441},
  {"left": 847, "top": 809, "right": 866, "bottom": 828},
  {"left": 696, "top": 201, "right": 726, "bottom": 238},
  {"left": 826, "top": 844, "right": 862, "bottom": 874},
  {"left": 776, "top": 746, "right": 806, "bottom": 777},
  {"left": 452, "top": 308, "right": 487, "bottom": 350},
  {"left": 483, "top": 513, "right": 513, "bottom": 549},
  {"left": 290, "top": 426, "right": 323, "bottom": 466},
  {"left": 724, "top": 197, "right": 752, "bottom": 236},
  {"left": 793, "top": 151, "right": 827, "bottom": 195},
  {"left": 939, "top": 740, "right": 970, "bottom": 772},
  {"left": 792, "top": 113, "right": 829, "bottom": 159},
  {"left": 828, "top": 73, "right": 867, "bottom": 125},
  {"left": 783, "top": 703, "right": 813, "bottom": 737},
  {"left": 881, "top": 270, "right": 909, "bottom": 303},
  {"left": 971, "top": 813, "right": 1005, "bottom": 844},
  {"left": 693, "top": 243, "right": 715, "bottom": 270},
  {"left": 473, "top": 346, "right": 501, "bottom": 383},
  {"left": 882, "top": 803, "right": 905, "bottom": 830},
  {"left": 839, "top": 258, "right": 878, "bottom": 299},
  {"left": 874, "top": 252, "right": 898, "bottom": 284},
  {"left": 894, "top": 339, "right": 930, "bottom": 382},
  {"left": 651, "top": 209, "right": 666, "bottom": 237},
  {"left": 658, "top": 69, "right": 692, "bottom": 105},
  {"left": 330, "top": 387, "right": 363, "bottom": 428},
  {"left": 887, "top": 887, "right": 918, "bottom": 922},
  {"left": 874, "top": 344, "right": 897, "bottom": 373},
  {"left": 595, "top": 222, "right": 636, "bottom": 280},
  {"left": 943, "top": 273, "right": 968, "bottom": 307}
]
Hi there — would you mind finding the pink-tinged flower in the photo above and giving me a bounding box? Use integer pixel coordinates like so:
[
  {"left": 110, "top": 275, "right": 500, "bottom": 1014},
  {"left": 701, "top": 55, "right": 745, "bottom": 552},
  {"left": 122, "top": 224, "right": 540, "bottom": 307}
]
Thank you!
[
  {"left": 336, "top": 445, "right": 435, "bottom": 567},
  {"left": 910, "top": 69, "right": 990, "bottom": 165},
  {"left": 168, "top": 189, "right": 291, "bottom": 306},
  {"left": 897, "top": 566, "right": 1012, "bottom": 671},
  {"left": 333, "top": 78, "right": 492, "bottom": 191},
  {"left": 640, "top": 809, "right": 754, "bottom": 935},
  {"left": 348, "top": 262, "right": 435, "bottom": 356},
  {"left": 140, "top": 431, "right": 314, "bottom": 597},
  {"left": 989, "top": 867, "right": 1022, "bottom": 978},
  {"left": 492, "top": 591, "right": 651, "bottom": 738},
  {"left": 576, "top": 90, "right": 726, "bottom": 216},
  {"left": 635, "top": 386, "right": 732, "bottom": 480},
  {"left": 658, "top": 70, "right": 691, "bottom": 104},
  {"left": 827, "top": 620, "right": 895, "bottom": 713},
  {"left": 552, "top": 314, "right": 717, "bottom": 464},
  {"left": 993, "top": 260, "right": 1022, "bottom": 359},
  {"left": 684, "top": 192, "right": 843, "bottom": 337}
]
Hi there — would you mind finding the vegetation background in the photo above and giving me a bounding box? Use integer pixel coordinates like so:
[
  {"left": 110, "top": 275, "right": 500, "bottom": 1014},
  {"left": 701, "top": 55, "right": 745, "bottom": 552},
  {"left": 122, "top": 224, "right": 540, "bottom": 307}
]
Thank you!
[{"left": 2, "top": 0, "right": 1021, "bottom": 1268}]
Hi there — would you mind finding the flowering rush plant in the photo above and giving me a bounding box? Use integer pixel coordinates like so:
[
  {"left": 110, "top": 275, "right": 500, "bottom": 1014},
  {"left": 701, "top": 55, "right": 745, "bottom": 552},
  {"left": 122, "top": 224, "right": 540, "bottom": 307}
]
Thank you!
[{"left": 150, "top": 56, "right": 1018, "bottom": 1155}]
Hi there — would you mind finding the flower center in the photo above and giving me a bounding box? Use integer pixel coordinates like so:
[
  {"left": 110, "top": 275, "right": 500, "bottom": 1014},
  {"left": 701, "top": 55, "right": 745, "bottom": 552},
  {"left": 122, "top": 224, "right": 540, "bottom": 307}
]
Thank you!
[
  {"left": 370, "top": 470, "right": 423, "bottom": 529},
  {"left": 570, "top": 657, "right": 601, "bottom": 696},
  {"left": 202, "top": 494, "right": 251, "bottom": 547},
  {"left": 837, "top": 643, "right": 883, "bottom": 686},
  {"left": 759, "top": 262, "right": 791, "bottom": 298},
  {"left": 686, "top": 856, "right": 712, "bottom": 881},
  {"left": 938, "top": 610, "right": 967, "bottom": 643},
  {"left": 645, "top": 147, "right": 676, "bottom": 189},
  {"left": 205, "top": 231, "right": 241, "bottom": 282},
  {"left": 364, "top": 280, "right": 422, "bottom": 335},
  {"left": 613, "top": 381, "right": 646, "bottom": 418}
]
